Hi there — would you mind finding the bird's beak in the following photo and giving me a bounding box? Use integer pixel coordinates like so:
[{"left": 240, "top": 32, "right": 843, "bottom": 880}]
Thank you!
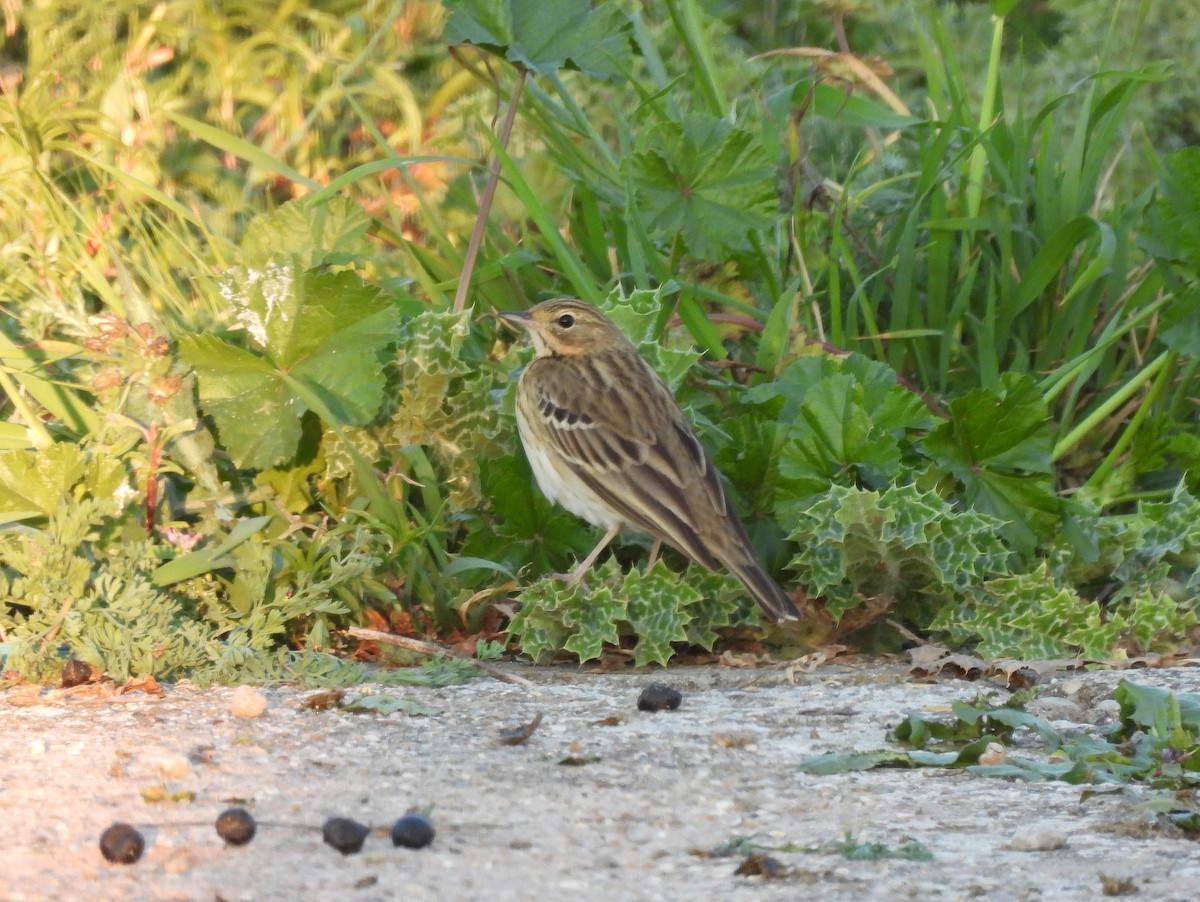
[{"left": 498, "top": 310, "right": 534, "bottom": 331}]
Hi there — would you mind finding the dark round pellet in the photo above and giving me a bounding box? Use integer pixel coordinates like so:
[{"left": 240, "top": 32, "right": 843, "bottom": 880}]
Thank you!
[
  {"left": 215, "top": 807, "right": 257, "bottom": 846},
  {"left": 61, "top": 658, "right": 93, "bottom": 688},
  {"left": 322, "top": 816, "right": 370, "bottom": 855},
  {"left": 637, "top": 683, "right": 682, "bottom": 712},
  {"left": 99, "top": 822, "right": 145, "bottom": 864},
  {"left": 390, "top": 814, "right": 435, "bottom": 849}
]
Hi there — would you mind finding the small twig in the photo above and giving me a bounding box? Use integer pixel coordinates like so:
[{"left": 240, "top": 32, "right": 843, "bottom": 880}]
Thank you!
[
  {"left": 345, "top": 627, "right": 533, "bottom": 687},
  {"left": 886, "top": 618, "right": 927, "bottom": 646},
  {"left": 452, "top": 66, "right": 529, "bottom": 313}
]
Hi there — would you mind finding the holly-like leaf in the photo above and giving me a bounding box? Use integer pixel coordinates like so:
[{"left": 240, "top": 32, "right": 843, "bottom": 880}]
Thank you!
[
  {"left": 787, "top": 483, "right": 1010, "bottom": 622},
  {"left": 561, "top": 583, "right": 627, "bottom": 662},
  {"left": 443, "top": 0, "right": 632, "bottom": 80},
  {"left": 630, "top": 114, "right": 777, "bottom": 257},
  {"left": 508, "top": 561, "right": 628, "bottom": 664},
  {"left": 624, "top": 564, "right": 694, "bottom": 667},
  {"left": 931, "top": 563, "right": 1123, "bottom": 659},
  {"left": 601, "top": 288, "right": 700, "bottom": 391},
  {"left": 179, "top": 263, "right": 399, "bottom": 470}
]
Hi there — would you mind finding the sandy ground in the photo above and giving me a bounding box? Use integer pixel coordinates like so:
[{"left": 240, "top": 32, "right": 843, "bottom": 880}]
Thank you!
[{"left": 3, "top": 659, "right": 1200, "bottom": 901}]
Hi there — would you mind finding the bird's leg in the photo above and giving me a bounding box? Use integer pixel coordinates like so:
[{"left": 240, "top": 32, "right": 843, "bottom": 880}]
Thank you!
[
  {"left": 566, "top": 522, "right": 622, "bottom": 588},
  {"left": 644, "top": 538, "right": 662, "bottom": 573}
]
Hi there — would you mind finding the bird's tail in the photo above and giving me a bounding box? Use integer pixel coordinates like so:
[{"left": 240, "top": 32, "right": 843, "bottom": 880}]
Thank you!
[{"left": 724, "top": 553, "right": 800, "bottom": 624}]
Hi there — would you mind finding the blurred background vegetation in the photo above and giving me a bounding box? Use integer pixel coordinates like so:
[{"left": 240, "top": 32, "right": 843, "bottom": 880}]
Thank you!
[{"left": 0, "top": 0, "right": 1196, "bottom": 681}]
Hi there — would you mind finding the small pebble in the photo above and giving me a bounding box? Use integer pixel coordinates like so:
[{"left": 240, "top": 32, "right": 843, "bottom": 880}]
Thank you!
[
  {"left": 977, "top": 742, "right": 1007, "bottom": 766},
  {"left": 1007, "top": 830, "right": 1068, "bottom": 852},
  {"left": 638, "top": 684, "right": 682, "bottom": 712},
  {"left": 230, "top": 685, "right": 268, "bottom": 718},
  {"left": 152, "top": 752, "right": 193, "bottom": 780}
]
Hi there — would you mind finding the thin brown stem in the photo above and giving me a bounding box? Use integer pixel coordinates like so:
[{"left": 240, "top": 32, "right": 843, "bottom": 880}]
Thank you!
[{"left": 453, "top": 66, "right": 528, "bottom": 313}]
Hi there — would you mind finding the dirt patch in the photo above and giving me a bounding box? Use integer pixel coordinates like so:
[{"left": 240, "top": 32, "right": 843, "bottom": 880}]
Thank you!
[{"left": 3, "top": 660, "right": 1198, "bottom": 900}]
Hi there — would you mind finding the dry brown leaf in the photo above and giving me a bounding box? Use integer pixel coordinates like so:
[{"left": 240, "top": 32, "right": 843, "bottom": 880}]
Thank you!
[{"left": 120, "top": 675, "right": 164, "bottom": 697}]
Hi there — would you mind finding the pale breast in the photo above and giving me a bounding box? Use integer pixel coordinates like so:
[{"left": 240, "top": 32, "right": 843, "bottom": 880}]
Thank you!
[{"left": 516, "top": 395, "right": 624, "bottom": 531}]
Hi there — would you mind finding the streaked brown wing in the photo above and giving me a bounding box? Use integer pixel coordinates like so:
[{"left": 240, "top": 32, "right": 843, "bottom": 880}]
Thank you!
[{"left": 524, "top": 348, "right": 729, "bottom": 568}]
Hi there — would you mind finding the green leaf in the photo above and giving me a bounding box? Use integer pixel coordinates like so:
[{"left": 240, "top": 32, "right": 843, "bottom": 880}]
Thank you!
[
  {"left": 561, "top": 583, "right": 627, "bottom": 663},
  {"left": 344, "top": 695, "right": 441, "bottom": 716},
  {"left": 796, "top": 750, "right": 916, "bottom": 774},
  {"left": 179, "top": 264, "right": 399, "bottom": 469},
  {"left": 923, "top": 373, "right": 1057, "bottom": 553},
  {"left": 240, "top": 197, "right": 373, "bottom": 269},
  {"left": 1158, "top": 288, "right": 1200, "bottom": 358},
  {"left": 152, "top": 515, "right": 273, "bottom": 587},
  {"left": 930, "top": 563, "right": 1123, "bottom": 659},
  {"left": 443, "top": 0, "right": 632, "bottom": 80},
  {"left": 507, "top": 575, "right": 608, "bottom": 663},
  {"left": 0, "top": 443, "right": 125, "bottom": 518},
  {"left": 751, "top": 354, "right": 934, "bottom": 501},
  {"left": 786, "top": 483, "right": 1010, "bottom": 622},
  {"left": 624, "top": 564, "right": 694, "bottom": 667},
  {"left": 1146, "top": 146, "right": 1200, "bottom": 273},
  {"left": 600, "top": 287, "right": 701, "bottom": 391},
  {"left": 1115, "top": 680, "right": 1200, "bottom": 736},
  {"left": 463, "top": 455, "right": 595, "bottom": 574},
  {"left": 630, "top": 113, "right": 777, "bottom": 257},
  {"left": 176, "top": 336, "right": 299, "bottom": 470}
]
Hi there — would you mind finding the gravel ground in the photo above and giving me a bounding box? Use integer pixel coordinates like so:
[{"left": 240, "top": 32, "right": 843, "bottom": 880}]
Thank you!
[{"left": 3, "top": 659, "right": 1200, "bottom": 901}]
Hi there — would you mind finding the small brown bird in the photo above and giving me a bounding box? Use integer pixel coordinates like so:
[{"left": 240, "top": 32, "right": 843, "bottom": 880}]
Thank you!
[{"left": 500, "top": 298, "right": 799, "bottom": 623}]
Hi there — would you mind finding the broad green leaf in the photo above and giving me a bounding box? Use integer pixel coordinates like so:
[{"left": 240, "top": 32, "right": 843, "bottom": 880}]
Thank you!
[
  {"left": 796, "top": 751, "right": 916, "bottom": 775},
  {"left": 1158, "top": 287, "right": 1200, "bottom": 358},
  {"left": 177, "top": 336, "right": 299, "bottom": 470},
  {"left": 1145, "top": 146, "right": 1200, "bottom": 272},
  {"left": 778, "top": 374, "right": 903, "bottom": 495},
  {"left": 443, "top": 0, "right": 632, "bottom": 80},
  {"left": 463, "top": 455, "right": 594, "bottom": 574},
  {"left": 240, "top": 197, "right": 373, "bottom": 270},
  {"left": 0, "top": 444, "right": 125, "bottom": 517},
  {"left": 630, "top": 113, "right": 776, "bottom": 257},
  {"left": 179, "top": 264, "right": 399, "bottom": 470},
  {"left": 344, "top": 695, "right": 441, "bottom": 716},
  {"left": 923, "top": 373, "right": 1056, "bottom": 553},
  {"left": 765, "top": 80, "right": 918, "bottom": 132},
  {"left": 1115, "top": 680, "right": 1200, "bottom": 735}
]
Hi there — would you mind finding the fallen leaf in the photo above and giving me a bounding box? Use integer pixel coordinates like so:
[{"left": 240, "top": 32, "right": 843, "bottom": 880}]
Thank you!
[{"left": 498, "top": 711, "right": 544, "bottom": 746}]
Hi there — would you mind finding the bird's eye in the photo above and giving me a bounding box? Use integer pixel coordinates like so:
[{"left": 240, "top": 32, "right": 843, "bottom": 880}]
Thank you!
[{"left": 557, "top": 313, "right": 576, "bottom": 328}]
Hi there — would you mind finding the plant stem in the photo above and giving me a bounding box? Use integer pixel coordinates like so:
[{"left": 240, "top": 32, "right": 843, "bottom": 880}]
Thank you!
[
  {"left": 453, "top": 67, "right": 528, "bottom": 313},
  {"left": 1051, "top": 351, "right": 1170, "bottom": 464},
  {"left": 1085, "top": 351, "right": 1177, "bottom": 487},
  {"left": 964, "top": 13, "right": 1005, "bottom": 219}
]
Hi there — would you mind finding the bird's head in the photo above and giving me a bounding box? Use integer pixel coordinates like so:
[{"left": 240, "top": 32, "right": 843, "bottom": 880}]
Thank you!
[{"left": 499, "top": 299, "right": 631, "bottom": 357}]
